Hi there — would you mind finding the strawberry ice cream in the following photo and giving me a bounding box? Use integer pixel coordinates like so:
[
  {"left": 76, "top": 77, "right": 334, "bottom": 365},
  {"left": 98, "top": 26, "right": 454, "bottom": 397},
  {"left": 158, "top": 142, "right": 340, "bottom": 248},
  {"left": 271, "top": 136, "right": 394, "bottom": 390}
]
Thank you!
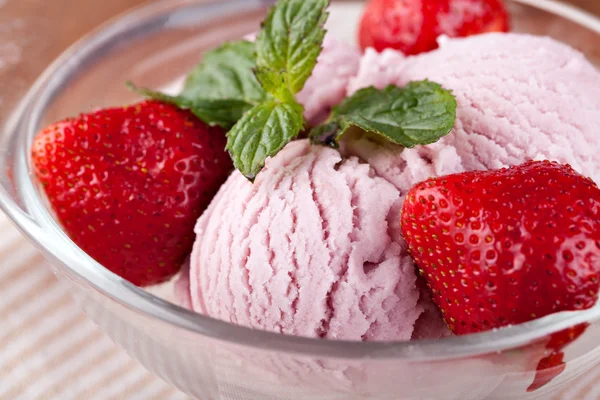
[
  {"left": 178, "top": 140, "right": 439, "bottom": 341},
  {"left": 345, "top": 33, "right": 600, "bottom": 192},
  {"left": 297, "top": 36, "right": 361, "bottom": 125},
  {"left": 176, "top": 33, "right": 600, "bottom": 342}
]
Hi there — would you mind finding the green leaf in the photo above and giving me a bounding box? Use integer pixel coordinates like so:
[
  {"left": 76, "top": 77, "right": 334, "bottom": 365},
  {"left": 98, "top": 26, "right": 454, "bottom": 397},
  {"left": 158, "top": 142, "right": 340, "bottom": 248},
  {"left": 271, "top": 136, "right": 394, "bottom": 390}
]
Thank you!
[
  {"left": 310, "top": 81, "right": 457, "bottom": 148},
  {"left": 186, "top": 98, "right": 255, "bottom": 129},
  {"left": 255, "top": 0, "right": 329, "bottom": 96},
  {"left": 128, "top": 40, "right": 265, "bottom": 128},
  {"left": 216, "top": 0, "right": 330, "bottom": 179},
  {"left": 226, "top": 100, "right": 304, "bottom": 180},
  {"left": 253, "top": 67, "right": 295, "bottom": 103},
  {"left": 129, "top": 0, "right": 334, "bottom": 181},
  {"left": 127, "top": 84, "right": 251, "bottom": 129},
  {"left": 182, "top": 40, "right": 266, "bottom": 105}
]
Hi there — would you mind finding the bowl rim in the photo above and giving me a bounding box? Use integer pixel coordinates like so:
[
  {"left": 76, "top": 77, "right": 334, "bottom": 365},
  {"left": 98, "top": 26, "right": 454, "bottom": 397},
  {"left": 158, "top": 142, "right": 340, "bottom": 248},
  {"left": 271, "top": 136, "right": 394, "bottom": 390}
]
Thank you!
[{"left": 5, "top": 0, "right": 600, "bottom": 361}]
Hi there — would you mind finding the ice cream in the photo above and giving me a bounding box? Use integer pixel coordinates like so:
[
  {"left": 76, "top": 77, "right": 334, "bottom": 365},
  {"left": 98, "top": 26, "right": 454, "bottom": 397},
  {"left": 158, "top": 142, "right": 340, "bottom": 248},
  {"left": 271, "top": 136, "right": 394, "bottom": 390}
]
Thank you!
[
  {"left": 180, "top": 140, "right": 431, "bottom": 341},
  {"left": 297, "top": 36, "right": 361, "bottom": 125},
  {"left": 173, "top": 34, "right": 450, "bottom": 340},
  {"left": 345, "top": 33, "right": 600, "bottom": 192},
  {"left": 176, "top": 32, "right": 600, "bottom": 342}
]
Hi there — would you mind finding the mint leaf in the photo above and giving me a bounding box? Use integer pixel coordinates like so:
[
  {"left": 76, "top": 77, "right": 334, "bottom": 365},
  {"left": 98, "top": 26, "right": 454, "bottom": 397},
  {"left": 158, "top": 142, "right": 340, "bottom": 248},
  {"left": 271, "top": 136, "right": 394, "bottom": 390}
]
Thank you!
[
  {"left": 226, "top": 100, "right": 304, "bottom": 180},
  {"left": 127, "top": 84, "right": 251, "bottom": 129},
  {"left": 184, "top": 98, "right": 254, "bottom": 129},
  {"left": 255, "top": 0, "right": 329, "bottom": 96},
  {"left": 182, "top": 40, "right": 266, "bottom": 105},
  {"left": 225, "top": 0, "right": 329, "bottom": 179},
  {"left": 254, "top": 67, "right": 292, "bottom": 102},
  {"left": 310, "top": 81, "right": 457, "bottom": 148},
  {"left": 128, "top": 40, "right": 265, "bottom": 128},
  {"left": 130, "top": 0, "right": 332, "bottom": 180}
]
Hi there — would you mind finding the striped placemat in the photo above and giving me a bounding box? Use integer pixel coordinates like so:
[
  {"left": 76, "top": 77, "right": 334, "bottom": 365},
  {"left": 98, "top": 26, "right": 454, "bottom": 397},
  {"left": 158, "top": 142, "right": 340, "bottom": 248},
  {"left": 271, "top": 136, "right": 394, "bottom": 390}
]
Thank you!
[
  {"left": 0, "top": 209, "right": 598, "bottom": 400},
  {"left": 0, "top": 212, "right": 190, "bottom": 400}
]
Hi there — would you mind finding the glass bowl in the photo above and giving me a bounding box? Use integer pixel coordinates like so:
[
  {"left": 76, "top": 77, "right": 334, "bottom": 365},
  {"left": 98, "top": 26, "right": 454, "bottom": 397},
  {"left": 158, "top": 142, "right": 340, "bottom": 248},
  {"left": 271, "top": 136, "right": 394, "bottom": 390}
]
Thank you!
[{"left": 3, "top": 0, "right": 600, "bottom": 399}]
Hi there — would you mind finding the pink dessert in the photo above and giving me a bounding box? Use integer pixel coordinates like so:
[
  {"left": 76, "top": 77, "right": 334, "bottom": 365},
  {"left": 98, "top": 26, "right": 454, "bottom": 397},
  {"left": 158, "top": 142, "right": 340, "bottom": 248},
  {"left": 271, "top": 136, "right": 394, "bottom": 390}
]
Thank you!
[
  {"left": 180, "top": 139, "right": 434, "bottom": 341},
  {"left": 297, "top": 36, "right": 362, "bottom": 125},
  {"left": 346, "top": 33, "right": 600, "bottom": 190},
  {"left": 31, "top": 0, "right": 600, "bottom": 370},
  {"left": 175, "top": 31, "right": 600, "bottom": 342},
  {"left": 30, "top": 0, "right": 600, "bottom": 395}
]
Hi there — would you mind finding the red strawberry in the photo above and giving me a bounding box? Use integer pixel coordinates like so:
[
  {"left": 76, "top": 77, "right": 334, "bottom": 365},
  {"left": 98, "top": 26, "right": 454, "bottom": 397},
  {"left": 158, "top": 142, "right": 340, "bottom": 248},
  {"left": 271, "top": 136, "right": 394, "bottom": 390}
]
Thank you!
[
  {"left": 401, "top": 160, "right": 600, "bottom": 334},
  {"left": 359, "top": 0, "right": 510, "bottom": 55},
  {"left": 32, "top": 101, "right": 232, "bottom": 287}
]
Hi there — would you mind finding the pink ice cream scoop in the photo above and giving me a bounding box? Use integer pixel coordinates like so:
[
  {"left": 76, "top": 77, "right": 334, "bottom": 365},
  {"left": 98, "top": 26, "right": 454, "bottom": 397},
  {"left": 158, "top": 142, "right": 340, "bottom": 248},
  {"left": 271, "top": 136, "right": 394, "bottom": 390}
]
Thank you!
[
  {"left": 174, "top": 33, "right": 444, "bottom": 341},
  {"left": 297, "top": 36, "right": 361, "bottom": 125},
  {"left": 179, "top": 140, "right": 436, "bottom": 341},
  {"left": 345, "top": 33, "right": 600, "bottom": 192}
]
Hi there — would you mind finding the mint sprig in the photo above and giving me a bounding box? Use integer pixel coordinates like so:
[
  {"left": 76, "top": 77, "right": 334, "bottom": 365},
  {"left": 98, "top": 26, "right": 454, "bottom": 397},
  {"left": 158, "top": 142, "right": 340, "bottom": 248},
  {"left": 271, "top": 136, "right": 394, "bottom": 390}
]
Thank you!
[
  {"left": 227, "top": 101, "right": 304, "bottom": 180},
  {"left": 310, "top": 81, "right": 457, "bottom": 148},
  {"left": 130, "top": 40, "right": 265, "bottom": 129},
  {"left": 255, "top": 0, "right": 329, "bottom": 97},
  {"left": 224, "top": 0, "right": 329, "bottom": 179},
  {"left": 131, "top": 0, "right": 329, "bottom": 179},
  {"left": 130, "top": 0, "right": 458, "bottom": 181},
  {"left": 181, "top": 40, "right": 266, "bottom": 106},
  {"left": 126, "top": 83, "right": 253, "bottom": 129}
]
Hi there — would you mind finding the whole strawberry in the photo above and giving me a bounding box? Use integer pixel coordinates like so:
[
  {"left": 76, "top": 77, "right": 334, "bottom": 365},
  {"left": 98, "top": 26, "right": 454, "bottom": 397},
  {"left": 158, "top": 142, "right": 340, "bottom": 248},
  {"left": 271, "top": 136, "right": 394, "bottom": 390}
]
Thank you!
[
  {"left": 32, "top": 101, "right": 232, "bottom": 286},
  {"left": 401, "top": 160, "right": 600, "bottom": 334},
  {"left": 359, "top": 0, "right": 510, "bottom": 55}
]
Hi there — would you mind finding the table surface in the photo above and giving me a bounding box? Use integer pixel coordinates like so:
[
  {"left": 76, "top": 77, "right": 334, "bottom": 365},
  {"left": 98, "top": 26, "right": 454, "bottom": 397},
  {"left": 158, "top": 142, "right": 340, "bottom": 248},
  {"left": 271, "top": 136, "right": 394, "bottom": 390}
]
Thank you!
[{"left": 1, "top": 0, "right": 600, "bottom": 399}]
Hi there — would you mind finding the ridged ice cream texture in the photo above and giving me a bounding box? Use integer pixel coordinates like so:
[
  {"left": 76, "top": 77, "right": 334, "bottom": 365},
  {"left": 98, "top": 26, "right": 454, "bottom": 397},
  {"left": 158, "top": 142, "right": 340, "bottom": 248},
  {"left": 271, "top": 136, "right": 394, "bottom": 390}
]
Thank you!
[
  {"left": 177, "top": 33, "right": 600, "bottom": 341},
  {"left": 186, "top": 140, "right": 424, "bottom": 340},
  {"left": 345, "top": 33, "right": 600, "bottom": 191}
]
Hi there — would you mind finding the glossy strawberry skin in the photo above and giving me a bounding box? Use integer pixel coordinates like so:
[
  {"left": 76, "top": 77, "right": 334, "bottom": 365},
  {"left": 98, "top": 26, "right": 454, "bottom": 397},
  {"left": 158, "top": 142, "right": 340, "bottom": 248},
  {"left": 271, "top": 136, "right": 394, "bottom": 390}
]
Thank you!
[
  {"left": 401, "top": 161, "right": 600, "bottom": 334},
  {"left": 359, "top": 0, "right": 510, "bottom": 55},
  {"left": 32, "top": 101, "right": 232, "bottom": 287}
]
